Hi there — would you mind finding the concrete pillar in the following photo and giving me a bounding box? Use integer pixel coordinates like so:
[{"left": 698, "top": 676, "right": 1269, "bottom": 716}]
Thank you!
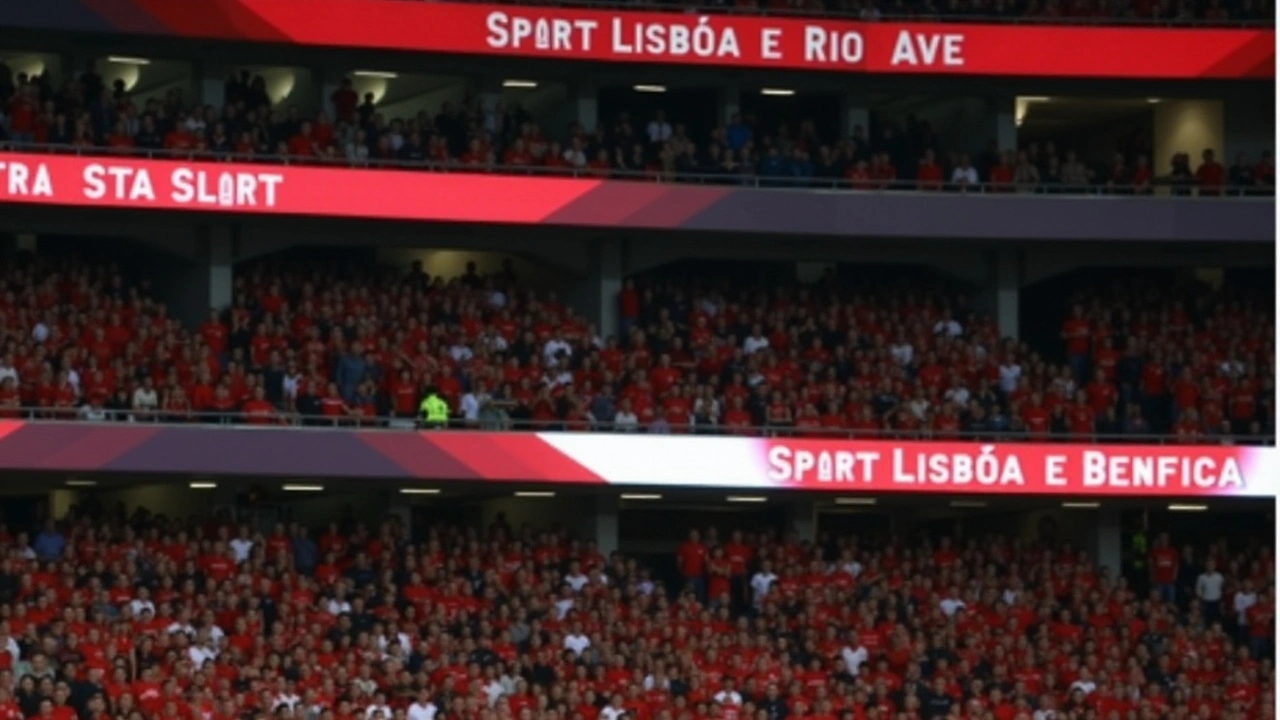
[
  {"left": 721, "top": 87, "right": 741, "bottom": 125},
  {"left": 1095, "top": 507, "right": 1122, "bottom": 579},
  {"left": 208, "top": 224, "right": 234, "bottom": 312},
  {"left": 789, "top": 499, "right": 817, "bottom": 543},
  {"left": 593, "top": 496, "right": 619, "bottom": 557},
  {"left": 575, "top": 81, "right": 599, "bottom": 132},
  {"left": 196, "top": 61, "right": 226, "bottom": 108},
  {"left": 320, "top": 80, "right": 340, "bottom": 120},
  {"left": 582, "top": 238, "right": 624, "bottom": 341},
  {"left": 840, "top": 94, "right": 869, "bottom": 140},
  {"left": 995, "top": 105, "right": 1018, "bottom": 152},
  {"left": 989, "top": 249, "right": 1022, "bottom": 341}
]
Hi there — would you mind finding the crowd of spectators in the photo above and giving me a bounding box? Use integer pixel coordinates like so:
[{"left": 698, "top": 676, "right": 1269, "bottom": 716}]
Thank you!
[
  {"left": 0, "top": 65, "right": 1273, "bottom": 195},
  {"left": 0, "top": 255, "right": 1271, "bottom": 444},
  {"left": 0, "top": 504, "right": 1273, "bottom": 720}
]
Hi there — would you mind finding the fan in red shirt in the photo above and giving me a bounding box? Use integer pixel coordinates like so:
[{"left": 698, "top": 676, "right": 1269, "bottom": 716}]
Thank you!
[
  {"left": 1066, "top": 392, "right": 1095, "bottom": 436},
  {"left": 1149, "top": 533, "right": 1180, "bottom": 604},
  {"left": 677, "top": 530, "right": 709, "bottom": 598},
  {"left": 988, "top": 150, "right": 1015, "bottom": 191},
  {"left": 240, "top": 387, "right": 277, "bottom": 425},
  {"left": 162, "top": 125, "right": 196, "bottom": 153},
  {"left": 845, "top": 160, "right": 873, "bottom": 189},
  {"left": 331, "top": 78, "right": 358, "bottom": 123},
  {"left": 288, "top": 122, "right": 318, "bottom": 157},
  {"left": 1195, "top": 148, "right": 1226, "bottom": 196},
  {"left": 915, "top": 150, "right": 944, "bottom": 190},
  {"left": 1084, "top": 370, "right": 1117, "bottom": 415}
]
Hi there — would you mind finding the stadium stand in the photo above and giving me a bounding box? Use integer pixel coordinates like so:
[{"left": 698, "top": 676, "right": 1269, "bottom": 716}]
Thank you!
[
  {"left": 0, "top": 256, "right": 1271, "bottom": 443},
  {"left": 0, "top": 510, "right": 1271, "bottom": 720},
  {"left": 0, "top": 69, "right": 1273, "bottom": 195}
]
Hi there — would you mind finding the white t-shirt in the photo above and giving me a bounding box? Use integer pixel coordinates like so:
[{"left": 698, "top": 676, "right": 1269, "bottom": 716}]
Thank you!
[
  {"left": 460, "top": 393, "right": 481, "bottom": 422},
  {"left": 944, "top": 386, "right": 971, "bottom": 407},
  {"left": 1, "top": 636, "right": 19, "bottom": 665},
  {"left": 132, "top": 387, "right": 158, "bottom": 410},
  {"left": 841, "top": 645, "right": 869, "bottom": 676},
  {"left": 544, "top": 339, "right": 572, "bottom": 364},
  {"left": 129, "top": 598, "right": 156, "bottom": 616},
  {"left": 998, "top": 363, "right": 1022, "bottom": 393},
  {"left": 743, "top": 336, "right": 769, "bottom": 355},
  {"left": 600, "top": 706, "right": 627, "bottom": 720},
  {"left": 889, "top": 343, "right": 913, "bottom": 366},
  {"left": 713, "top": 691, "right": 743, "bottom": 706},
  {"left": 1196, "top": 571, "right": 1224, "bottom": 602},
  {"left": 750, "top": 572, "right": 777, "bottom": 605},
  {"left": 1069, "top": 679, "right": 1097, "bottom": 695},
  {"left": 951, "top": 166, "right": 979, "bottom": 185},
  {"left": 564, "top": 633, "right": 591, "bottom": 656},
  {"left": 646, "top": 121, "right": 672, "bottom": 143},
  {"left": 565, "top": 573, "right": 589, "bottom": 592},
  {"left": 1235, "top": 591, "right": 1258, "bottom": 622},
  {"left": 933, "top": 319, "right": 963, "bottom": 338},
  {"left": 229, "top": 538, "right": 254, "bottom": 563},
  {"left": 189, "top": 645, "right": 218, "bottom": 667},
  {"left": 939, "top": 598, "right": 966, "bottom": 617},
  {"left": 408, "top": 702, "right": 437, "bottom": 720}
]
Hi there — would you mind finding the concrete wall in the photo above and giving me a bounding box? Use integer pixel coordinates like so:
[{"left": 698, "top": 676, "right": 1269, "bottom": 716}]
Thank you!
[
  {"left": 375, "top": 247, "right": 571, "bottom": 293},
  {"left": 1153, "top": 100, "right": 1224, "bottom": 171}
]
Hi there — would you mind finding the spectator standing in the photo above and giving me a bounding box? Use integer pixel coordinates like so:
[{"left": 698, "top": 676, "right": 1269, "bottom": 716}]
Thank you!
[
  {"left": 1195, "top": 148, "right": 1226, "bottom": 196},
  {"left": 1228, "top": 152, "right": 1255, "bottom": 190},
  {"left": 1196, "top": 558, "right": 1225, "bottom": 624},
  {"left": 33, "top": 521, "right": 65, "bottom": 560},
  {"left": 677, "top": 530, "right": 708, "bottom": 600},
  {"left": 1149, "top": 533, "right": 1179, "bottom": 604},
  {"left": 950, "top": 154, "right": 979, "bottom": 189}
]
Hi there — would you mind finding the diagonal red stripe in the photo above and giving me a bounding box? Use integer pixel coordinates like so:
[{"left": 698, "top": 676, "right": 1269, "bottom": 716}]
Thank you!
[{"left": 428, "top": 433, "right": 606, "bottom": 483}]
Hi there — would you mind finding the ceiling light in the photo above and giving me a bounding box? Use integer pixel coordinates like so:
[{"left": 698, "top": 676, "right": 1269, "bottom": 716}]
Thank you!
[
  {"left": 515, "top": 491, "right": 556, "bottom": 498},
  {"left": 633, "top": 84, "right": 666, "bottom": 93},
  {"left": 283, "top": 484, "right": 324, "bottom": 492},
  {"left": 66, "top": 480, "right": 97, "bottom": 487},
  {"left": 107, "top": 56, "right": 151, "bottom": 66},
  {"left": 503, "top": 79, "right": 538, "bottom": 89},
  {"left": 727, "top": 495, "right": 768, "bottom": 503},
  {"left": 620, "top": 493, "right": 662, "bottom": 500},
  {"left": 1018, "top": 96, "right": 1051, "bottom": 103},
  {"left": 834, "top": 497, "right": 877, "bottom": 506},
  {"left": 400, "top": 488, "right": 441, "bottom": 495},
  {"left": 190, "top": 482, "right": 218, "bottom": 490},
  {"left": 353, "top": 70, "right": 397, "bottom": 79},
  {"left": 1169, "top": 503, "right": 1208, "bottom": 512},
  {"left": 761, "top": 88, "right": 794, "bottom": 96},
  {"left": 1062, "top": 501, "right": 1100, "bottom": 509},
  {"left": 1146, "top": 97, "right": 1162, "bottom": 103},
  {"left": 949, "top": 500, "right": 987, "bottom": 508}
]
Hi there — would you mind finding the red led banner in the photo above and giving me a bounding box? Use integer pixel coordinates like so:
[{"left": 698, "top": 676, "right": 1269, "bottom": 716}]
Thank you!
[
  {"left": 0, "top": 152, "right": 606, "bottom": 223},
  {"left": 118, "top": 0, "right": 1274, "bottom": 78},
  {"left": 0, "top": 420, "right": 1273, "bottom": 495}
]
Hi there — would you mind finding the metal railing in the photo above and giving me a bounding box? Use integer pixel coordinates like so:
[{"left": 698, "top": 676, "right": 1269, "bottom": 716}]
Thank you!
[
  {"left": 3, "top": 143, "right": 1272, "bottom": 198},
  {"left": 7, "top": 406, "right": 1274, "bottom": 445},
  {"left": 362, "top": 0, "right": 1276, "bottom": 27}
]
